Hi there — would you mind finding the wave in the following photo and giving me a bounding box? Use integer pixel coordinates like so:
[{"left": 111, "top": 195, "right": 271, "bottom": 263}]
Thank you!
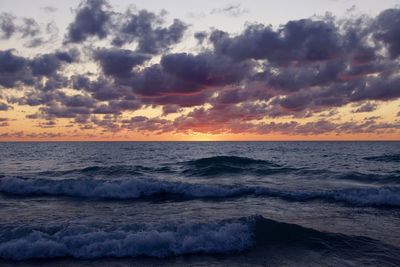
[
  {"left": 1, "top": 176, "right": 400, "bottom": 207},
  {"left": 332, "top": 172, "right": 400, "bottom": 184},
  {"left": 364, "top": 154, "right": 400, "bottom": 163},
  {"left": 181, "top": 156, "right": 292, "bottom": 177},
  {"left": 0, "top": 216, "right": 398, "bottom": 261},
  {"left": 0, "top": 217, "right": 253, "bottom": 260},
  {"left": 0, "top": 177, "right": 249, "bottom": 199},
  {"left": 25, "top": 156, "right": 290, "bottom": 179},
  {"left": 37, "top": 165, "right": 172, "bottom": 178}
]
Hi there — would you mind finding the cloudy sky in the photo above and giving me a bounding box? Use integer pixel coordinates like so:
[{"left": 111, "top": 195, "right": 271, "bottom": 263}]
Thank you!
[{"left": 0, "top": 0, "right": 399, "bottom": 141}]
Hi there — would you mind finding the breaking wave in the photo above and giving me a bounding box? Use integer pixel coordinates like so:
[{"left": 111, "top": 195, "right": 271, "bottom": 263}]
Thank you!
[
  {"left": 1, "top": 176, "right": 400, "bottom": 207},
  {"left": 0, "top": 215, "right": 398, "bottom": 261}
]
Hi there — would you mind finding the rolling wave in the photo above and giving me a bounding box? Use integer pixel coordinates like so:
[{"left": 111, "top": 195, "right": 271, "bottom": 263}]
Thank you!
[
  {"left": 181, "top": 156, "right": 292, "bottom": 177},
  {"left": 0, "top": 216, "right": 397, "bottom": 261},
  {"left": 1, "top": 176, "right": 400, "bottom": 207},
  {"left": 332, "top": 172, "right": 400, "bottom": 184},
  {"left": 364, "top": 154, "right": 400, "bottom": 163},
  {"left": 29, "top": 156, "right": 399, "bottom": 185},
  {"left": 38, "top": 165, "right": 171, "bottom": 178}
]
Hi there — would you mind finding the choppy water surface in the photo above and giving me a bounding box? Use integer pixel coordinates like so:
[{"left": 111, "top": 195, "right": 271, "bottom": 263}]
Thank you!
[{"left": 0, "top": 142, "right": 399, "bottom": 266}]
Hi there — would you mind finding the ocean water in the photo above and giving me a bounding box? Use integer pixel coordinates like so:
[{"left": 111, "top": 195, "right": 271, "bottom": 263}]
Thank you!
[{"left": 0, "top": 141, "right": 399, "bottom": 266}]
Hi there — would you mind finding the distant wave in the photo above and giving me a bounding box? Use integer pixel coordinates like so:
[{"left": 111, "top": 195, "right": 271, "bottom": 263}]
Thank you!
[
  {"left": 332, "top": 172, "right": 400, "bottom": 184},
  {"left": 30, "top": 156, "right": 292, "bottom": 178},
  {"left": 0, "top": 215, "right": 397, "bottom": 261},
  {"left": 1, "top": 176, "right": 400, "bottom": 207},
  {"left": 37, "top": 165, "right": 172, "bottom": 178},
  {"left": 364, "top": 154, "right": 400, "bottom": 163},
  {"left": 181, "top": 156, "right": 293, "bottom": 177}
]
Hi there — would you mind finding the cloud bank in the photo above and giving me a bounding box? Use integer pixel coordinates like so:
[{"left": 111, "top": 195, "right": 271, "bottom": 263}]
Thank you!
[{"left": 0, "top": 0, "right": 399, "bottom": 138}]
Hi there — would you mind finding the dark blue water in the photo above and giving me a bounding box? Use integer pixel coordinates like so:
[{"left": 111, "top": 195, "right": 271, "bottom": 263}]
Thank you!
[{"left": 0, "top": 142, "right": 399, "bottom": 266}]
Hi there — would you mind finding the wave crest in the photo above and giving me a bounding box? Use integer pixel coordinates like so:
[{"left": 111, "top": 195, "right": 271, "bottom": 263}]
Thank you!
[
  {"left": 0, "top": 216, "right": 398, "bottom": 261},
  {"left": 1, "top": 177, "right": 400, "bottom": 207},
  {"left": 181, "top": 156, "right": 290, "bottom": 177},
  {"left": 0, "top": 218, "right": 253, "bottom": 260}
]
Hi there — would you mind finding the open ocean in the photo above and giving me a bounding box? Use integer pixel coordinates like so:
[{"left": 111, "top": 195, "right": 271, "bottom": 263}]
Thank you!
[{"left": 0, "top": 141, "right": 399, "bottom": 266}]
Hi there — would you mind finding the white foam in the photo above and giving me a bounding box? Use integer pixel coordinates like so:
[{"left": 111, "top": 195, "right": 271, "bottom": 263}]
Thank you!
[
  {"left": 0, "top": 220, "right": 253, "bottom": 260},
  {"left": 0, "top": 177, "right": 246, "bottom": 199},
  {"left": 1, "top": 176, "right": 399, "bottom": 206}
]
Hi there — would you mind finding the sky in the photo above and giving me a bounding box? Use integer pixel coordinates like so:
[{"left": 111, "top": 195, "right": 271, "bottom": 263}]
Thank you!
[{"left": 0, "top": 0, "right": 399, "bottom": 141}]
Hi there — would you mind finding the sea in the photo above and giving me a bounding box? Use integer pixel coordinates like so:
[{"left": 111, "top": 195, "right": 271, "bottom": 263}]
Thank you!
[{"left": 0, "top": 141, "right": 399, "bottom": 266}]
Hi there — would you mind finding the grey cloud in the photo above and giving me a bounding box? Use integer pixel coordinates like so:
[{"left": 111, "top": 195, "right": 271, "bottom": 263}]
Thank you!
[
  {"left": 0, "top": 14, "right": 45, "bottom": 43},
  {"left": 161, "top": 52, "right": 253, "bottom": 87},
  {"left": 114, "top": 10, "right": 187, "bottom": 54},
  {"left": 65, "top": 0, "right": 111, "bottom": 43},
  {"left": 0, "top": 49, "right": 32, "bottom": 88},
  {"left": 194, "top": 31, "right": 207, "bottom": 44},
  {"left": 93, "top": 48, "right": 150, "bottom": 77},
  {"left": 0, "top": 13, "right": 16, "bottom": 39},
  {"left": 0, "top": 102, "right": 11, "bottom": 111},
  {"left": 210, "top": 4, "right": 248, "bottom": 17},
  {"left": 42, "top": 6, "right": 58, "bottom": 13},
  {"left": 210, "top": 18, "right": 341, "bottom": 63},
  {"left": 373, "top": 8, "right": 400, "bottom": 59},
  {"left": 352, "top": 102, "right": 378, "bottom": 113}
]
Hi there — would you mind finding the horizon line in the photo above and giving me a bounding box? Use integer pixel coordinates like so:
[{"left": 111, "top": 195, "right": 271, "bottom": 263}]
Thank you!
[{"left": 0, "top": 140, "right": 399, "bottom": 142}]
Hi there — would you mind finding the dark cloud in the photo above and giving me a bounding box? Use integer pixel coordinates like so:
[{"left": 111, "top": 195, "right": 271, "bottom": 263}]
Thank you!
[
  {"left": 194, "top": 31, "right": 207, "bottom": 44},
  {"left": 209, "top": 26, "right": 280, "bottom": 61},
  {"left": 93, "top": 48, "right": 150, "bottom": 77},
  {"left": 57, "top": 92, "right": 96, "bottom": 108},
  {"left": 210, "top": 17, "right": 341, "bottom": 63},
  {"left": 113, "top": 10, "right": 187, "bottom": 54},
  {"left": 263, "top": 59, "right": 347, "bottom": 92},
  {"left": 160, "top": 52, "right": 253, "bottom": 87},
  {"left": 349, "top": 75, "right": 400, "bottom": 101},
  {"left": 40, "top": 104, "right": 92, "bottom": 119},
  {"left": 0, "top": 49, "right": 78, "bottom": 89},
  {"left": 121, "top": 116, "right": 173, "bottom": 134},
  {"left": 72, "top": 75, "right": 133, "bottom": 101},
  {"left": 117, "top": 52, "right": 253, "bottom": 105},
  {"left": 0, "top": 102, "right": 11, "bottom": 111},
  {"left": 64, "top": 0, "right": 188, "bottom": 54},
  {"left": 352, "top": 102, "right": 378, "bottom": 113},
  {"left": 127, "top": 64, "right": 202, "bottom": 97},
  {"left": 161, "top": 105, "right": 182, "bottom": 115},
  {"left": 373, "top": 9, "right": 400, "bottom": 59},
  {"left": 0, "top": 50, "right": 26, "bottom": 74},
  {"left": 93, "top": 100, "right": 141, "bottom": 115},
  {"left": 29, "top": 52, "right": 76, "bottom": 77},
  {"left": 1, "top": 2, "right": 400, "bottom": 137},
  {"left": 65, "top": 0, "right": 111, "bottom": 43}
]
